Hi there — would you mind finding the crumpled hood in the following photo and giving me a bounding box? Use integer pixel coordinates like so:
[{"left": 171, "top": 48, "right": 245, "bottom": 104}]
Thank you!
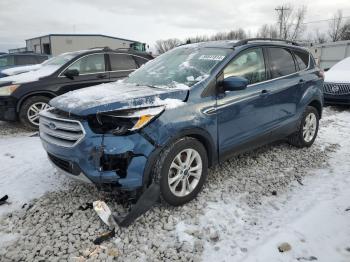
[{"left": 50, "top": 82, "right": 189, "bottom": 116}]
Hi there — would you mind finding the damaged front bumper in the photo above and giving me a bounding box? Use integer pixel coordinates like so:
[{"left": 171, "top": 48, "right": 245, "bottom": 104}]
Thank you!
[{"left": 40, "top": 117, "right": 156, "bottom": 190}]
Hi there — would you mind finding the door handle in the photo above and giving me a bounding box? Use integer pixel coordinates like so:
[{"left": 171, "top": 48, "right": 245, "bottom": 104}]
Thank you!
[
  {"left": 299, "top": 79, "right": 306, "bottom": 84},
  {"left": 97, "top": 74, "right": 108, "bottom": 79}
]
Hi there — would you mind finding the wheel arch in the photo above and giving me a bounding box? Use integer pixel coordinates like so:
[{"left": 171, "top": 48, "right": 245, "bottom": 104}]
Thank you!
[
  {"left": 142, "top": 127, "right": 217, "bottom": 188},
  {"left": 308, "top": 99, "right": 323, "bottom": 119},
  {"left": 16, "top": 91, "right": 56, "bottom": 112}
]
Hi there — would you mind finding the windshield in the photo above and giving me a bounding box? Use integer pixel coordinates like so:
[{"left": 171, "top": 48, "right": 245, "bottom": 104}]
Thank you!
[
  {"left": 43, "top": 53, "right": 78, "bottom": 66},
  {"left": 126, "top": 46, "right": 231, "bottom": 88},
  {"left": 0, "top": 55, "right": 15, "bottom": 67}
]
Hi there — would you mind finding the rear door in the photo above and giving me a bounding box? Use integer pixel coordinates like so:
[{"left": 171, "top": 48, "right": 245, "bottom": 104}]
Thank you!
[
  {"left": 217, "top": 47, "right": 276, "bottom": 158},
  {"left": 264, "top": 47, "right": 302, "bottom": 133},
  {"left": 57, "top": 53, "right": 109, "bottom": 94},
  {"left": 108, "top": 53, "right": 138, "bottom": 80}
]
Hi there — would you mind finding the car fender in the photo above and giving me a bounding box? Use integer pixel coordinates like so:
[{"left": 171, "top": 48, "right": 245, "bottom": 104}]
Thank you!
[
  {"left": 298, "top": 84, "right": 324, "bottom": 118},
  {"left": 141, "top": 126, "right": 217, "bottom": 188}
]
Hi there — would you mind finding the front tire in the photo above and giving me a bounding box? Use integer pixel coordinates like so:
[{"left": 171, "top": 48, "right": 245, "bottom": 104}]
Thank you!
[
  {"left": 19, "top": 96, "right": 51, "bottom": 130},
  {"left": 154, "top": 137, "right": 208, "bottom": 206},
  {"left": 288, "top": 106, "right": 319, "bottom": 148}
]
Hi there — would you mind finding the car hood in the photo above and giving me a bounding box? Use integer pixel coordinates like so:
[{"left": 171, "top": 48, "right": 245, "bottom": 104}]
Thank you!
[
  {"left": 324, "top": 69, "right": 350, "bottom": 83},
  {"left": 50, "top": 82, "right": 189, "bottom": 116},
  {"left": 1, "top": 64, "right": 42, "bottom": 77},
  {"left": 0, "top": 65, "right": 59, "bottom": 85}
]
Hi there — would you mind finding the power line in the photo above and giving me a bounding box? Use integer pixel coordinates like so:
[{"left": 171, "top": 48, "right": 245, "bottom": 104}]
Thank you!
[{"left": 302, "top": 16, "right": 350, "bottom": 25}]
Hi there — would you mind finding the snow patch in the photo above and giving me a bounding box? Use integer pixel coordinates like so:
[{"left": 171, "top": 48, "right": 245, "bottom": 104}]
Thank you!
[
  {"left": 0, "top": 137, "right": 68, "bottom": 217},
  {"left": 0, "top": 65, "right": 60, "bottom": 84},
  {"left": 1, "top": 64, "right": 42, "bottom": 76}
]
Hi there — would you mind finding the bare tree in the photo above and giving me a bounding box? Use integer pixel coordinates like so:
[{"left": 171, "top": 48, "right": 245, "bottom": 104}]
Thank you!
[
  {"left": 154, "top": 38, "right": 182, "bottom": 54},
  {"left": 275, "top": 5, "right": 307, "bottom": 40},
  {"left": 256, "top": 24, "right": 278, "bottom": 38},
  {"left": 185, "top": 28, "right": 248, "bottom": 44},
  {"left": 314, "top": 29, "right": 327, "bottom": 43},
  {"left": 328, "top": 10, "right": 344, "bottom": 42},
  {"left": 340, "top": 20, "right": 350, "bottom": 40}
]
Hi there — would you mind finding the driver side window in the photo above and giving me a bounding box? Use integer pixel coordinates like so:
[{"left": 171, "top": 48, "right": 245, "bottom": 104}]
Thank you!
[
  {"left": 66, "top": 54, "right": 105, "bottom": 75},
  {"left": 224, "top": 48, "right": 266, "bottom": 85}
]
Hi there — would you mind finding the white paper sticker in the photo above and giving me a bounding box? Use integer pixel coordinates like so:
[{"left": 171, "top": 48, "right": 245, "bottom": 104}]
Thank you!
[{"left": 199, "top": 55, "right": 225, "bottom": 61}]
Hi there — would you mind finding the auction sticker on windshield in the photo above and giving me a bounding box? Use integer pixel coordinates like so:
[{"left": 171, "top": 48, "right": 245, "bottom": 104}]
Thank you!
[{"left": 198, "top": 55, "right": 225, "bottom": 61}]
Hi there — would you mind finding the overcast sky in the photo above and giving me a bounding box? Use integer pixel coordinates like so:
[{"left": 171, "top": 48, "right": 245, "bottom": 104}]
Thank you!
[{"left": 1, "top": 0, "right": 350, "bottom": 52}]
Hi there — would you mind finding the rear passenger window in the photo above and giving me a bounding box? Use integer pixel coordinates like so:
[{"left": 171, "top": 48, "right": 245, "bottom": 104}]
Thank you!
[
  {"left": 16, "top": 55, "right": 38, "bottom": 65},
  {"left": 268, "top": 48, "right": 296, "bottom": 78},
  {"left": 224, "top": 48, "right": 266, "bottom": 85},
  {"left": 293, "top": 50, "right": 309, "bottom": 70},
  {"left": 109, "top": 54, "right": 137, "bottom": 71}
]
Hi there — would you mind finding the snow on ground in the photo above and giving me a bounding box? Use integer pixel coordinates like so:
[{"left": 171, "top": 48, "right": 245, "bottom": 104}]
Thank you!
[
  {"left": 0, "top": 107, "right": 349, "bottom": 261},
  {"left": 0, "top": 135, "right": 68, "bottom": 216},
  {"left": 178, "top": 107, "right": 350, "bottom": 262}
]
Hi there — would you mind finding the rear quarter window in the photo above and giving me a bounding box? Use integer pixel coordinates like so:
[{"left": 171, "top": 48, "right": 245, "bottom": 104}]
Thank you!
[
  {"left": 292, "top": 50, "right": 309, "bottom": 70},
  {"left": 133, "top": 56, "right": 150, "bottom": 67},
  {"left": 268, "top": 47, "right": 297, "bottom": 78}
]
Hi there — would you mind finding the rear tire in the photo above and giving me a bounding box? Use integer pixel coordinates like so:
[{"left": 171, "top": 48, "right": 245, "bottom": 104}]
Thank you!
[
  {"left": 153, "top": 137, "right": 208, "bottom": 206},
  {"left": 288, "top": 106, "right": 319, "bottom": 148},
  {"left": 19, "top": 96, "right": 51, "bottom": 130}
]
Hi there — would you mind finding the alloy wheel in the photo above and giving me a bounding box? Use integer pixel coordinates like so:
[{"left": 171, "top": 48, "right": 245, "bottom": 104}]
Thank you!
[
  {"left": 303, "top": 112, "right": 317, "bottom": 142},
  {"left": 27, "top": 102, "right": 50, "bottom": 126},
  {"left": 168, "top": 148, "right": 203, "bottom": 197}
]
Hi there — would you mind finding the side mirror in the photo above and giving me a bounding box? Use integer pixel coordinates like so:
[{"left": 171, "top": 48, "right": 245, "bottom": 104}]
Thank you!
[
  {"left": 64, "top": 69, "right": 79, "bottom": 79},
  {"left": 221, "top": 76, "right": 248, "bottom": 91}
]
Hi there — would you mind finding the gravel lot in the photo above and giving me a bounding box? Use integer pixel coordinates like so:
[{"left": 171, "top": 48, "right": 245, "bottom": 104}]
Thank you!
[{"left": 0, "top": 107, "right": 348, "bottom": 262}]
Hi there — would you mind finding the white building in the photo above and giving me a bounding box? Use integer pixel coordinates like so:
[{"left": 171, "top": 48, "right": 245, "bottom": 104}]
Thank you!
[
  {"left": 9, "top": 34, "right": 146, "bottom": 56},
  {"left": 309, "top": 40, "right": 350, "bottom": 69}
]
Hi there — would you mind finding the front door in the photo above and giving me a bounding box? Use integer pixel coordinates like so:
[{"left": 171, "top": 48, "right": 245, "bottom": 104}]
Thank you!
[
  {"left": 217, "top": 47, "right": 274, "bottom": 158},
  {"left": 58, "top": 53, "right": 110, "bottom": 94}
]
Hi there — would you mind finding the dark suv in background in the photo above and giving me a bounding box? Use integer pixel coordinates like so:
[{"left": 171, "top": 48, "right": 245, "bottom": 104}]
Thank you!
[
  {"left": 39, "top": 39, "right": 324, "bottom": 206},
  {"left": 0, "top": 53, "right": 49, "bottom": 77},
  {"left": 0, "top": 48, "right": 153, "bottom": 129}
]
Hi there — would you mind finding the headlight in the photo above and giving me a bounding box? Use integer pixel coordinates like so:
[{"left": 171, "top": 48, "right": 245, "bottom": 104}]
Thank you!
[
  {"left": 88, "top": 106, "right": 165, "bottom": 135},
  {"left": 0, "top": 84, "right": 20, "bottom": 96}
]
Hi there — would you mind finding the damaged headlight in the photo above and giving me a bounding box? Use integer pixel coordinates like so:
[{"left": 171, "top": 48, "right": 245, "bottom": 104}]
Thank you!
[{"left": 88, "top": 106, "right": 165, "bottom": 135}]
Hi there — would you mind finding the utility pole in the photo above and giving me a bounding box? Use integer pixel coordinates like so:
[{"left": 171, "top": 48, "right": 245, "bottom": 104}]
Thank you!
[{"left": 275, "top": 6, "right": 290, "bottom": 39}]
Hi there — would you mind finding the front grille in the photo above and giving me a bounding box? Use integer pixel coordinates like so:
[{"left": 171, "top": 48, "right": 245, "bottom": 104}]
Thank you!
[
  {"left": 39, "top": 108, "right": 85, "bottom": 147},
  {"left": 324, "top": 83, "right": 350, "bottom": 95}
]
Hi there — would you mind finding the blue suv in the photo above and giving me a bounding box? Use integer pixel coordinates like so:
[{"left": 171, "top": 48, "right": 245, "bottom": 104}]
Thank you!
[{"left": 39, "top": 39, "right": 324, "bottom": 206}]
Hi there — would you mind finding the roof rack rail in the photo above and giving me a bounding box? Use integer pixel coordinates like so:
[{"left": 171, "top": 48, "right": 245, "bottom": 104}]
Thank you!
[
  {"left": 89, "top": 46, "right": 112, "bottom": 51},
  {"left": 234, "top": 38, "right": 299, "bottom": 47}
]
